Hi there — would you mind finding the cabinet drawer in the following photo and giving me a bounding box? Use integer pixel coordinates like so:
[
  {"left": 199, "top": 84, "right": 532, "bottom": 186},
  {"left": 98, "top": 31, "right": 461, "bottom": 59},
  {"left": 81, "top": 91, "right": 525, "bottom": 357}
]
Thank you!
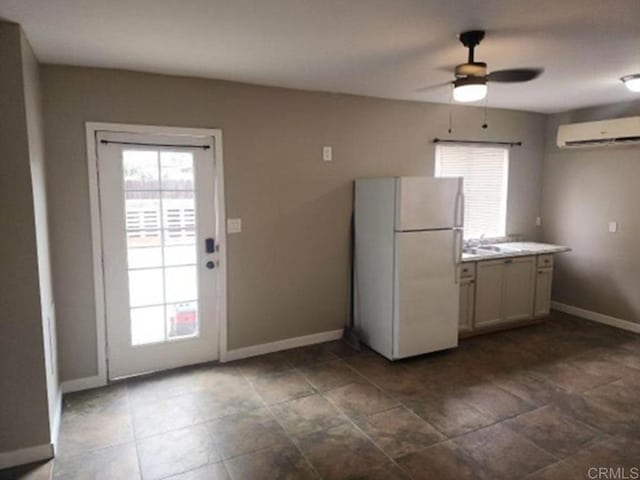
[
  {"left": 460, "top": 263, "right": 476, "bottom": 279},
  {"left": 537, "top": 254, "right": 553, "bottom": 268}
]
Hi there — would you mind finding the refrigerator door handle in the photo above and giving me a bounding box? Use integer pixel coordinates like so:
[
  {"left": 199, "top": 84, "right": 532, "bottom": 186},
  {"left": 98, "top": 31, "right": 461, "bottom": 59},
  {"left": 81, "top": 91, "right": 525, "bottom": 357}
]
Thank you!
[
  {"left": 453, "top": 229, "right": 462, "bottom": 284},
  {"left": 455, "top": 190, "right": 465, "bottom": 228},
  {"left": 454, "top": 190, "right": 459, "bottom": 227}
]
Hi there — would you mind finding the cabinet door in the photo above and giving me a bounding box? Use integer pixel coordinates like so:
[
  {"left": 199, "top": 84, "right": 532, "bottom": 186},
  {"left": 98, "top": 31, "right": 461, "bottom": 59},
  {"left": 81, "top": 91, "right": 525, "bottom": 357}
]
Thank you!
[
  {"left": 534, "top": 267, "right": 553, "bottom": 317},
  {"left": 459, "top": 278, "right": 475, "bottom": 332},
  {"left": 503, "top": 256, "right": 536, "bottom": 322},
  {"left": 474, "top": 260, "right": 504, "bottom": 328}
]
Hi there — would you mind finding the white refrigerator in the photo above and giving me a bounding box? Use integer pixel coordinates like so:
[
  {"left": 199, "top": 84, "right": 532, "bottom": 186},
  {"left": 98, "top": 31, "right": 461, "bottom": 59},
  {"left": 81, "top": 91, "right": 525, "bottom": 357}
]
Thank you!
[{"left": 354, "top": 176, "right": 464, "bottom": 360}]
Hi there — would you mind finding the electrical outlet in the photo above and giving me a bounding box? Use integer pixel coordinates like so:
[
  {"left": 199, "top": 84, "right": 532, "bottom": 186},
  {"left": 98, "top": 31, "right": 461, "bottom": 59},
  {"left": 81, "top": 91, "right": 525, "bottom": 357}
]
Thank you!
[
  {"left": 227, "top": 218, "right": 242, "bottom": 234},
  {"left": 322, "top": 146, "right": 332, "bottom": 162},
  {"left": 536, "top": 216, "right": 542, "bottom": 227},
  {"left": 608, "top": 221, "right": 618, "bottom": 233}
]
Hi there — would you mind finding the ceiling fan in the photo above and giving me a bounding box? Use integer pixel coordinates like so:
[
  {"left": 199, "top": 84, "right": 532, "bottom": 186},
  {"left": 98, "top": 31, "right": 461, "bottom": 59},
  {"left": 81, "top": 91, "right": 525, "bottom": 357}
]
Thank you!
[{"left": 440, "top": 30, "right": 543, "bottom": 103}]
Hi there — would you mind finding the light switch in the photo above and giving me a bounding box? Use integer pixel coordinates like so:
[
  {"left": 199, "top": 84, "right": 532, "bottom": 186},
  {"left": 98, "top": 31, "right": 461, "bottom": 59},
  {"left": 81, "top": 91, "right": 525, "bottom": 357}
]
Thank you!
[
  {"left": 536, "top": 216, "right": 542, "bottom": 227},
  {"left": 322, "top": 146, "right": 333, "bottom": 162},
  {"left": 227, "top": 218, "right": 242, "bottom": 234},
  {"left": 608, "top": 221, "right": 618, "bottom": 233}
]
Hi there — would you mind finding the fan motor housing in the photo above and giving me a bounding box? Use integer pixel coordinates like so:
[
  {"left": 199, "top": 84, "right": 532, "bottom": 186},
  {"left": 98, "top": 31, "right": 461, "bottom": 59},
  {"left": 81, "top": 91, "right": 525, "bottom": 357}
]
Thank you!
[{"left": 455, "top": 62, "right": 487, "bottom": 78}]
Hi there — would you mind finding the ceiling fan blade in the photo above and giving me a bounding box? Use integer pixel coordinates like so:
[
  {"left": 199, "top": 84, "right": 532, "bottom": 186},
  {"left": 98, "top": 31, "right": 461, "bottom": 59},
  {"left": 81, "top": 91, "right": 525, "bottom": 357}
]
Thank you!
[
  {"left": 415, "top": 81, "right": 452, "bottom": 93},
  {"left": 487, "top": 68, "right": 543, "bottom": 83}
]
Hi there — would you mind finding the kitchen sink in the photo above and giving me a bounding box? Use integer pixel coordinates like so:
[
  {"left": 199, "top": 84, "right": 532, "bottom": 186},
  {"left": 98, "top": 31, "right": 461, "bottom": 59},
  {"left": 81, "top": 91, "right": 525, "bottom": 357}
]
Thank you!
[
  {"left": 482, "top": 244, "right": 524, "bottom": 253},
  {"left": 462, "top": 247, "right": 500, "bottom": 255},
  {"left": 462, "top": 244, "right": 526, "bottom": 256}
]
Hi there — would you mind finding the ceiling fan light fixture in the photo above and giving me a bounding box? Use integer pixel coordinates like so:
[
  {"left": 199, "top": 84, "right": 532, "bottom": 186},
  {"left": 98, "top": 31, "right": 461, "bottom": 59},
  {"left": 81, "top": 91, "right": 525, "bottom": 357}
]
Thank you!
[
  {"left": 453, "top": 77, "right": 487, "bottom": 103},
  {"left": 621, "top": 74, "right": 640, "bottom": 92}
]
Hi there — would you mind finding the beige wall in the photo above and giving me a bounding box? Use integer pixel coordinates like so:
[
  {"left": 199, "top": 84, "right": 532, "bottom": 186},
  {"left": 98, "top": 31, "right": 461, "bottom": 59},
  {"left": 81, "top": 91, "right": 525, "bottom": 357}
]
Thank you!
[
  {"left": 41, "top": 65, "right": 547, "bottom": 382},
  {"left": 21, "top": 26, "right": 60, "bottom": 443},
  {"left": 541, "top": 100, "right": 640, "bottom": 324},
  {"left": 0, "top": 22, "right": 54, "bottom": 455}
]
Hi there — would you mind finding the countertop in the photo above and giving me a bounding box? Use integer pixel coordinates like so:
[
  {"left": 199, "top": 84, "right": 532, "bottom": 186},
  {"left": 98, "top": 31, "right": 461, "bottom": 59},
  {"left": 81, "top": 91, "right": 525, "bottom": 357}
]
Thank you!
[{"left": 461, "top": 242, "right": 571, "bottom": 263}]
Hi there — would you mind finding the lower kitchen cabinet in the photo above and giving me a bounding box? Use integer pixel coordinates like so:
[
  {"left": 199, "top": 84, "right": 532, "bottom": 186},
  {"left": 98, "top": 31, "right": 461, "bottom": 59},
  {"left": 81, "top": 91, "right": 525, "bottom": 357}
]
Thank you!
[
  {"left": 464, "top": 254, "right": 543, "bottom": 333},
  {"left": 459, "top": 277, "right": 475, "bottom": 332},
  {"left": 534, "top": 267, "right": 553, "bottom": 316},
  {"left": 474, "top": 259, "right": 504, "bottom": 328},
  {"left": 502, "top": 257, "right": 536, "bottom": 322}
]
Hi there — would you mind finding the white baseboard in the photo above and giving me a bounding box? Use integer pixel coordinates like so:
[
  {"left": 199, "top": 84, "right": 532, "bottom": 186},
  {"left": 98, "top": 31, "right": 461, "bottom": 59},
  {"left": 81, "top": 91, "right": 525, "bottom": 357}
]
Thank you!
[
  {"left": 61, "top": 330, "right": 346, "bottom": 388},
  {"left": 552, "top": 302, "right": 640, "bottom": 334},
  {"left": 223, "top": 329, "right": 344, "bottom": 362},
  {"left": 61, "top": 374, "right": 106, "bottom": 394},
  {"left": 0, "top": 443, "right": 53, "bottom": 470}
]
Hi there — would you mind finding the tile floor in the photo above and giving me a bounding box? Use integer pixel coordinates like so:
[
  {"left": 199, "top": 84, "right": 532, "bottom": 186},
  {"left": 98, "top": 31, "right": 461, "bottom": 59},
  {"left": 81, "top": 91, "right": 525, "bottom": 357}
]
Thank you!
[{"left": 2, "top": 311, "right": 639, "bottom": 480}]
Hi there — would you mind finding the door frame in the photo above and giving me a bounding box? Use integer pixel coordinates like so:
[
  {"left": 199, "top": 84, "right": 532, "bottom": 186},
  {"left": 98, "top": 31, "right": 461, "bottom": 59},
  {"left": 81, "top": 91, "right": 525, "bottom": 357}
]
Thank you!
[{"left": 85, "top": 122, "right": 228, "bottom": 385}]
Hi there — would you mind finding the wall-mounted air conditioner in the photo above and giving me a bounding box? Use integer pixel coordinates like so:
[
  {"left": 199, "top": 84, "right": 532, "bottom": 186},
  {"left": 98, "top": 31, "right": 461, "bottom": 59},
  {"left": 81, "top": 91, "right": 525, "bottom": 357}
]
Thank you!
[{"left": 557, "top": 116, "right": 640, "bottom": 148}]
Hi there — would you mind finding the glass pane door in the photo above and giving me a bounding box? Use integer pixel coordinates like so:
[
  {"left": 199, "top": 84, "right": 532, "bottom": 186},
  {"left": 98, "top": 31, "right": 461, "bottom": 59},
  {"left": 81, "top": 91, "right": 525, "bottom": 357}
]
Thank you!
[{"left": 123, "top": 150, "right": 200, "bottom": 345}]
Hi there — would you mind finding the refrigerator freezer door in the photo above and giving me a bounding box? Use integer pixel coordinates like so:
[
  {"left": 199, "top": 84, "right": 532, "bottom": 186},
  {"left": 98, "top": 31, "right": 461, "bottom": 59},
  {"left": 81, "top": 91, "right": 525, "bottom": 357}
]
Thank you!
[
  {"left": 394, "top": 230, "right": 459, "bottom": 358},
  {"left": 395, "top": 176, "right": 463, "bottom": 231}
]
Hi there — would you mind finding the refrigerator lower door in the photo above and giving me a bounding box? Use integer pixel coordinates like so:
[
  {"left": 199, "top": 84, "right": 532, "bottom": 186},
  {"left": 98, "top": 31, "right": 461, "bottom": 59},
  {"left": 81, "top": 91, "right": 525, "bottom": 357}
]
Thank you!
[
  {"left": 394, "top": 230, "right": 459, "bottom": 358},
  {"left": 395, "top": 176, "right": 463, "bottom": 231}
]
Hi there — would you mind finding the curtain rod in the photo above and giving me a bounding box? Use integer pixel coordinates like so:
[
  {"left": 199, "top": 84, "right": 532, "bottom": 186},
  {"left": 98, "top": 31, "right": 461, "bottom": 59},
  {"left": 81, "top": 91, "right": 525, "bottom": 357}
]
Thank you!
[
  {"left": 433, "top": 138, "right": 522, "bottom": 147},
  {"left": 100, "top": 139, "right": 210, "bottom": 150}
]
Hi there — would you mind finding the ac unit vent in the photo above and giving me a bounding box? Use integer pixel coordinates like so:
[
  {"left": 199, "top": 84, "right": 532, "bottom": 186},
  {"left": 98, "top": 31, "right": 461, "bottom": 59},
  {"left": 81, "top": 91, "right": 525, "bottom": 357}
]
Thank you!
[{"left": 565, "top": 135, "right": 640, "bottom": 147}]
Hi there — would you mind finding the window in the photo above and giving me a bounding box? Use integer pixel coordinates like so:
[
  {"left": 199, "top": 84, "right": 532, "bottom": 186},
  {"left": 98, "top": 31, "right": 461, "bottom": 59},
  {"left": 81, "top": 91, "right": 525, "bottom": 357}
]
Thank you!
[{"left": 435, "top": 144, "right": 509, "bottom": 240}]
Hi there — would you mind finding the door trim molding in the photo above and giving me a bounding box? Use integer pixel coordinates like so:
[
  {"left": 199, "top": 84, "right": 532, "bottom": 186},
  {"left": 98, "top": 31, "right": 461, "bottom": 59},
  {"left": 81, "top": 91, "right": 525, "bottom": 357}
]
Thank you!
[
  {"left": 552, "top": 302, "right": 640, "bottom": 333},
  {"left": 224, "top": 329, "right": 344, "bottom": 362},
  {"left": 51, "top": 388, "right": 62, "bottom": 448},
  {"left": 85, "top": 122, "right": 227, "bottom": 382}
]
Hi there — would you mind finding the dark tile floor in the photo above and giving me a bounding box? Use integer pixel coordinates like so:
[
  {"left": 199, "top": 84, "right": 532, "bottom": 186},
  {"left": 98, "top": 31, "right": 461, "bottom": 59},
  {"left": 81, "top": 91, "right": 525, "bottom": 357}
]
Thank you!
[{"left": 3, "top": 311, "right": 639, "bottom": 480}]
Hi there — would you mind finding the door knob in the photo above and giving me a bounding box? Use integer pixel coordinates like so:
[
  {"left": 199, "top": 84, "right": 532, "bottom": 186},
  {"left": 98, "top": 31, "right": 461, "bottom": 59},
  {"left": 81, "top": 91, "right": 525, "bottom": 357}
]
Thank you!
[{"left": 206, "top": 261, "right": 215, "bottom": 269}]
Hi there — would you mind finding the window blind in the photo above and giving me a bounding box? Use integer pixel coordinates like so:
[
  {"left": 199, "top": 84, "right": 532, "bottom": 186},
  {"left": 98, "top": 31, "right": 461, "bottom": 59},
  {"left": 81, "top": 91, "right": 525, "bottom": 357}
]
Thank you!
[{"left": 435, "top": 144, "right": 509, "bottom": 240}]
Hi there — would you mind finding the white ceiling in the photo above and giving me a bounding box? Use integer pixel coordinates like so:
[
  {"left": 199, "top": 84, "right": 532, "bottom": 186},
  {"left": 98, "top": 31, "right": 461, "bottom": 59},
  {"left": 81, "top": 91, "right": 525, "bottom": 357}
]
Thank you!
[{"left": 1, "top": 0, "right": 639, "bottom": 113}]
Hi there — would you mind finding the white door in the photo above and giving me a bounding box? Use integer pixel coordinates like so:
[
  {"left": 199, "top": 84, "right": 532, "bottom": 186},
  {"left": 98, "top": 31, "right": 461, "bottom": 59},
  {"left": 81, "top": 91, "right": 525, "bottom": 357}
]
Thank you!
[
  {"left": 97, "top": 131, "right": 221, "bottom": 378},
  {"left": 395, "top": 177, "right": 463, "bottom": 231},
  {"left": 394, "top": 230, "right": 459, "bottom": 358}
]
